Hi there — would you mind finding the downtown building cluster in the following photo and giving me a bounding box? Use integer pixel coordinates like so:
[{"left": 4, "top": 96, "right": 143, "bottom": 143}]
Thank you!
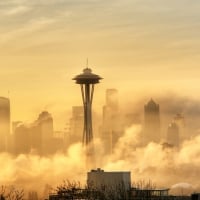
[
  {"left": 0, "top": 91, "right": 187, "bottom": 156},
  {"left": 0, "top": 97, "right": 64, "bottom": 155}
]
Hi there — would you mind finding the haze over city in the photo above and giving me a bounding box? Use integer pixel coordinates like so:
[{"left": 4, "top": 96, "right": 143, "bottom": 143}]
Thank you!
[{"left": 0, "top": 0, "right": 200, "bottom": 199}]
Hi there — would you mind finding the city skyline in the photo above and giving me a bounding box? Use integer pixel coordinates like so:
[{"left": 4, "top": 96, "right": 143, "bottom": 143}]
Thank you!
[
  {"left": 0, "top": 85, "right": 200, "bottom": 195},
  {"left": 0, "top": 0, "right": 200, "bottom": 197},
  {"left": 1, "top": 0, "right": 200, "bottom": 130}
]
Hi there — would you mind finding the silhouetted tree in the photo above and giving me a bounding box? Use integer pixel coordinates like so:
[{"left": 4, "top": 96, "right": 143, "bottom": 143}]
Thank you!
[
  {"left": 55, "top": 180, "right": 130, "bottom": 200},
  {"left": 132, "top": 179, "right": 156, "bottom": 190},
  {"left": 0, "top": 186, "right": 24, "bottom": 200}
]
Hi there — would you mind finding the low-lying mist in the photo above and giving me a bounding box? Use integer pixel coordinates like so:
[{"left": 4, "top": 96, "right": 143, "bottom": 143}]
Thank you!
[
  {"left": 1, "top": 94, "right": 200, "bottom": 197},
  {"left": 103, "top": 125, "right": 200, "bottom": 192},
  {"left": 1, "top": 124, "right": 200, "bottom": 196},
  {"left": 0, "top": 143, "right": 86, "bottom": 197}
]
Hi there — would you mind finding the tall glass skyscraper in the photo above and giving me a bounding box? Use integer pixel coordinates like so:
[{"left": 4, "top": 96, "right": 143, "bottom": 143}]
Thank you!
[
  {"left": 143, "top": 99, "right": 160, "bottom": 144},
  {"left": 0, "top": 97, "right": 10, "bottom": 152}
]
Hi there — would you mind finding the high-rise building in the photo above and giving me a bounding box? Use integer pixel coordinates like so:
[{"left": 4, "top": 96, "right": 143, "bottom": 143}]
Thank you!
[
  {"left": 143, "top": 99, "right": 160, "bottom": 144},
  {"left": 105, "top": 89, "right": 118, "bottom": 109},
  {"left": 36, "top": 111, "right": 55, "bottom": 155},
  {"left": 165, "top": 113, "right": 185, "bottom": 147},
  {"left": 11, "top": 121, "right": 23, "bottom": 153},
  {"left": 37, "top": 111, "right": 53, "bottom": 140},
  {"left": 167, "top": 122, "right": 179, "bottom": 147},
  {"left": 174, "top": 113, "right": 186, "bottom": 142},
  {"left": 12, "top": 121, "right": 23, "bottom": 134},
  {"left": 29, "top": 123, "right": 42, "bottom": 154},
  {"left": 68, "top": 106, "right": 84, "bottom": 145},
  {"left": 14, "top": 124, "right": 30, "bottom": 154},
  {"left": 0, "top": 97, "right": 10, "bottom": 152},
  {"left": 13, "top": 111, "right": 62, "bottom": 155},
  {"left": 101, "top": 89, "right": 122, "bottom": 154}
]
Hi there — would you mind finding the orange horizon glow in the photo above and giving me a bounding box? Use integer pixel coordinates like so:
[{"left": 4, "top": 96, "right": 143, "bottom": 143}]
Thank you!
[{"left": 0, "top": 0, "right": 200, "bottom": 130}]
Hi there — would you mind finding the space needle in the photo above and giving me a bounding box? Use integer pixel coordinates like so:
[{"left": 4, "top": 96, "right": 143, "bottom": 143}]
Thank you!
[{"left": 73, "top": 65, "right": 102, "bottom": 164}]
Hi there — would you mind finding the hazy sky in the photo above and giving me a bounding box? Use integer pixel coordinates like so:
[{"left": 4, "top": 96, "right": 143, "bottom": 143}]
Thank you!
[{"left": 0, "top": 0, "right": 200, "bottom": 129}]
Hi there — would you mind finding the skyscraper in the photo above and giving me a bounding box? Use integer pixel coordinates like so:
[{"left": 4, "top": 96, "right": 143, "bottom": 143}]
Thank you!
[
  {"left": 37, "top": 111, "right": 53, "bottom": 141},
  {"left": 101, "top": 89, "right": 121, "bottom": 154},
  {"left": 68, "top": 106, "right": 84, "bottom": 145},
  {"left": 14, "top": 124, "right": 30, "bottom": 154},
  {"left": 167, "top": 122, "right": 179, "bottom": 147},
  {"left": 174, "top": 113, "right": 186, "bottom": 141},
  {"left": 13, "top": 111, "right": 61, "bottom": 155},
  {"left": 143, "top": 99, "right": 160, "bottom": 144},
  {"left": 37, "top": 111, "right": 54, "bottom": 155},
  {"left": 0, "top": 97, "right": 10, "bottom": 152},
  {"left": 105, "top": 89, "right": 118, "bottom": 109}
]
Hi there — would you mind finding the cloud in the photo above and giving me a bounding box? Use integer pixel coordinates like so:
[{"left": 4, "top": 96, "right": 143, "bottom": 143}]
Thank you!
[
  {"left": 103, "top": 124, "right": 200, "bottom": 193},
  {"left": 0, "top": 18, "right": 56, "bottom": 44},
  {"left": 0, "top": 0, "right": 200, "bottom": 59},
  {"left": 2, "top": 6, "right": 31, "bottom": 16},
  {"left": 0, "top": 123, "right": 200, "bottom": 196},
  {"left": 0, "top": 143, "right": 86, "bottom": 196}
]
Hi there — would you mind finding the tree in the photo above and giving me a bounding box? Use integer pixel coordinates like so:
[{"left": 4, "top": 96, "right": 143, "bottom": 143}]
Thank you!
[
  {"left": 55, "top": 180, "right": 130, "bottom": 200},
  {"left": 0, "top": 186, "right": 24, "bottom": 200}
]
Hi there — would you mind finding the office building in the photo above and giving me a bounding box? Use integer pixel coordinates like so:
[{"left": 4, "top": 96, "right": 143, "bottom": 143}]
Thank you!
[
  {"left": 167, "top": 122, "right": 179, "bottom": 147},
  {"left": 87, "top": 168, "right": 131, "bottom": 191},
  {"left": 143, "top": 99, "right": 160, "bottom": 144},
  {"left": 36, "top": 111, "right": 55, "bottom": 155},
  {"left": 0, "top": 97, "right": 10, "bottom": 152},
  {"left": 101, "top": 89, "right": 122, "bottom": 154},
  {"left": 68, "top": 106, "right": 84, "bottom": 145}
]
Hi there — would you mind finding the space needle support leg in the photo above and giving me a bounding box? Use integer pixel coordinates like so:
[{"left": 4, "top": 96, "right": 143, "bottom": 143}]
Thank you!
[
  {"left": 81, "top": 85, "right": 85, "bottom": 105},
  {"left": 90, "top": 84, "right": 94, "bottom": 140},
  {"left": 85, "top": 84, "right": 91, "bottom": 145},
  {"left": 81, "top": 84, "right": 86, "bottom": 145},
  {"left": 90, "top": 84, "right": 94, "bottom": 105}
]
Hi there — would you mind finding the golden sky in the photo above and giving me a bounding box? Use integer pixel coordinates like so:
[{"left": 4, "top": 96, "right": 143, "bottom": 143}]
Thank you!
[{"left": 0, "top": 0, "right": 200, "bottom": 129}]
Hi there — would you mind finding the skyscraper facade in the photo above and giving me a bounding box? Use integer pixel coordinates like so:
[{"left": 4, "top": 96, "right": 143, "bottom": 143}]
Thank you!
[
  {"left": 68, "top": 106, "right": 84, "bottom": 145},
  {"left": 101, "top": 89, "right": 121, "bottom": 154},
  {"left": 143, "top": 99, "right": 160, "bottom": 144},
  {"left": 167, "top": 122, "right": 179, "bottom": 147},
  {"left": 174, "top": 113, "right": 186, "bottom": 142},
  {"left": 14, "top": 124, "right": 30, "bottom": 154},
  {"left": 37, "top": 111, "right": 54, "bottom": 155},
  {"left": 13, "top": 111, "right": 55, "bottom": 155},
  {"left": 0, "top": 97, "right": 10, "bottom": 152}
]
